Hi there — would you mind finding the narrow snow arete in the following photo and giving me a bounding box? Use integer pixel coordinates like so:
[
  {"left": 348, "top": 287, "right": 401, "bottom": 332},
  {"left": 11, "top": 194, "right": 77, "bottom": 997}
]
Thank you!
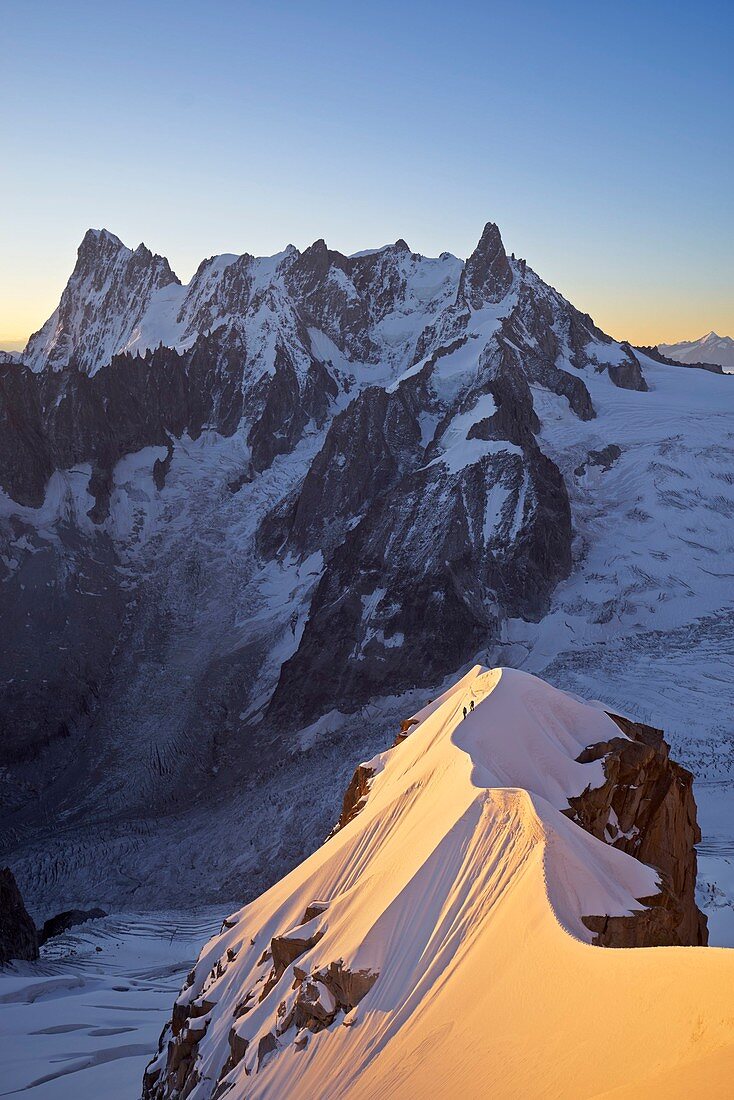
[{"left": 144, "top": 668, "right": 733, "bottom": 1100}]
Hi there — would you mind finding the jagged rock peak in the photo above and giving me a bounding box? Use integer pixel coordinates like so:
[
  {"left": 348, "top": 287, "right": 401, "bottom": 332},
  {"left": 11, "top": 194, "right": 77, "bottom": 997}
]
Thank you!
[
  {"left": 76, "top": 228, "right": 179, "bottom": 283},
  {"left": 23, "top": 228, "right": 182, "bottom": 374},
  {"left": 458, "top": 220, "right": 513, "bottom": 307},
  {"left": 304, "top": 237, "right": 329, "bottom": 257},
  {"left": 79, "top": 226, "right": 125, "bottom": 252}
]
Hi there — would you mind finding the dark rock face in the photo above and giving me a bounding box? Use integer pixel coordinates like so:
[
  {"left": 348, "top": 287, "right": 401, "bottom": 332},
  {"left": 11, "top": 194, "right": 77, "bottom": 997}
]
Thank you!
[
  {"left": 38, "top": 907, "right": 107, "bottom": 946},
  {"left": 458, "top": 222, "right": 513, "bottom": 307},
  {"left": 497, "top": 281, "right": 597, "bottom": 421},
  {"left": 264, "top": 327, "right": 573, "bottom": 728},
  {"left": 248, "top": 344, "right": 337, "bottom": 474},
  {"left": 284, "top": 238, "right": 444, "bottom": 364},
  {"left": 269, "top": 438, "right": 571, "bottom": 728},
  {"left": 0, "top": 333, "right": 246, "bottom": 511},
  {"left": 574, "top": 443, "right": 621, "bottom": 477},
  {"left": 259, "top": 381, "right": 424, "bottom": 560},
  {"left": 0, "top": 363, "right": 55, "bottom": 507},
  {"left": 0, "top": 517, "right": 125, "bottom": 771},
  {"left": 0, "top": 867, "right": 38, "bottom": 965},
  {"left": 568, "top": 714, "right": 708, "bottom": 947},
  {"left": 0, "top": 332, "right": 255, "bottom": 774},
  {"left": 285, "top": 240, "right": 376, "bottom": 361},
  {"left": 607, "top": 343, "right": 649, "bottom": 391}
]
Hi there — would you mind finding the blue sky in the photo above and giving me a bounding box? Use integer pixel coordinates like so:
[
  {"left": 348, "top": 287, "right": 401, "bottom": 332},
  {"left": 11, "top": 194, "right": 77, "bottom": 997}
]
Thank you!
[{"left": 1, "top": 0, "right": 732, "bottom": 345}]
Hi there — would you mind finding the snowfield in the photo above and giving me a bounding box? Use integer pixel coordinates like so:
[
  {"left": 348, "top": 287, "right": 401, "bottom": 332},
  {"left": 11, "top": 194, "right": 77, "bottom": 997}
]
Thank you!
[
  {"left": 141, "top": 667, "right": 734, "bottom": 1099},
  {"left": 0, "top": 911, "right": 223, "bottom": 1099}
]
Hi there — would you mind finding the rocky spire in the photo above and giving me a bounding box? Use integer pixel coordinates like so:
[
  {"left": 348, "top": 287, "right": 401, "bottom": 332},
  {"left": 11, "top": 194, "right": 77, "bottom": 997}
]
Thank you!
[{"left": 458, "top": 221, "right": 513, "bottom": 308}]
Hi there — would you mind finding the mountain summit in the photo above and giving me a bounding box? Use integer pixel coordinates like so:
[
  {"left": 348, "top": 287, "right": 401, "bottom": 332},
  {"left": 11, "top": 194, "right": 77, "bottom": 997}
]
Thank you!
[
  {"left": 659, "top": 330, "right": 734, "bottom": 371},
  {"left": 143, "top": 667, "right": 729, "bottom": 1100},
  {"left": 23, "top": 228, "right": 180, "bottom": 374}
]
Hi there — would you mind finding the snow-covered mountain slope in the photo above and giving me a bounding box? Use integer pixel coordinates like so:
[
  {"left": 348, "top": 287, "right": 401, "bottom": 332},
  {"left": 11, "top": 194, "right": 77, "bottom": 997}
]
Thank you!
[
  {"left": 23, "top": 229, "right": 182, "bottom": 374},
  {"left": 143, "top": 667, "right": 733, "bottom": 1100},
  {"left": 21, "top": 230, "right": 463, "bottom": 378},
  {"left": 659, "top": 330, "right": 734, "bottom": 371},
  {"left": 1, "top": 220, "right": 733, "bottom": 953}
]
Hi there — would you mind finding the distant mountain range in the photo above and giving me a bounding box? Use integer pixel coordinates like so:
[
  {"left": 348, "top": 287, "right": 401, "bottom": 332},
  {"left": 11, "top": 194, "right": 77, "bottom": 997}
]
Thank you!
[
  {"left": 1, "top": 221, "right": 733, "bottom": 962},
  {"left": 659, "top": 331, "right": 734, "bottom": 371}
]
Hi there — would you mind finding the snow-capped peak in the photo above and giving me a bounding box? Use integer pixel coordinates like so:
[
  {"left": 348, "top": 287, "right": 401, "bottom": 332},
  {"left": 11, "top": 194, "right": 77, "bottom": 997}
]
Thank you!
[
  {"left": 659, "top": 330, "right": 734, "bottom": 371},
  {"left": 143, "top": 666, "right": 731, "bottom": 1100},
  {"left": 23, "top": 228, "right": 181, "bottom": 374},
  {"left": 21, "top": 228, "right": 470, "bottom": 376}
]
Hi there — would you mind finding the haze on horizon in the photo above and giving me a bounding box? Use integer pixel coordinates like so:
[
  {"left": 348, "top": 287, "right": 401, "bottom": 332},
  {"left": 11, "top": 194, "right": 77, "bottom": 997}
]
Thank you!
[{"left": 1, "top": 0, "right": 732, "bottom": 350}]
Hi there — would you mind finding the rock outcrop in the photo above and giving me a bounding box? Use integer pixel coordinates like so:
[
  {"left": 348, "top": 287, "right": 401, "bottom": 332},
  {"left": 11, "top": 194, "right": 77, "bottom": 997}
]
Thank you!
[
  {"left": 38, "top": 907, "right": 107, "bottom": 946},
  {"left": 606, "top": 343, "right": 649, "bottom": 391},
  {"left": 143, "top": 899, "right": 377, "bottom": 1100},
  {"left": 457, "top": 221, "right": 513, "bottom": 307},
  {"left": 332, "top": 762, "right": 378, "bottom": 834},
  {"left": 0, "top": 867, "right": 39, "bottom": 965},
  {"left": 574, "top": 443, "right": 621, "bottom": 477},
  {"left": 568, "top": 714, "right": 707, "bottom": 946}
]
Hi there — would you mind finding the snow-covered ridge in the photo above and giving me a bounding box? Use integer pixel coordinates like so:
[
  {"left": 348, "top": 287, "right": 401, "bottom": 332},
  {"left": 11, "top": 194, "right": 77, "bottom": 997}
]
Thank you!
[
  {"left": 659, "top": 330, "right": 734, "bottom": 371},
  {"left": 23, "top": 229, "right": 181, "bottom": 375},
  {"left": 22, "top": 229, "right": 463, "bottom": 376},
  {"left": 144, "top": 667, "right": 733, "bottom": 1099}
]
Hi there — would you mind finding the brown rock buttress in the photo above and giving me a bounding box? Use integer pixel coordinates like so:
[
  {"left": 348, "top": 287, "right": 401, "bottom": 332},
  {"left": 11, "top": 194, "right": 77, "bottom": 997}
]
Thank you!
[{"left": 566, "top": 713, "right": 708, "bottom": 947}]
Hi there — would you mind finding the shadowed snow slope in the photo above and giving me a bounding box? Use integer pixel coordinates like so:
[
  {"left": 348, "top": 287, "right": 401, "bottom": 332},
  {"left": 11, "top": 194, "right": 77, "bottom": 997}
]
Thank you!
[{"left": 144, "top": 667, "right": 734, "bottom": 1100}]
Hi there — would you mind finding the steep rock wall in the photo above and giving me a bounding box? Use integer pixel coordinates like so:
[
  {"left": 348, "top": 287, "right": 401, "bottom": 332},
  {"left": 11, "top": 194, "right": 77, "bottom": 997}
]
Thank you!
[{"left": 568, "top": 713, "right": 707, "bottom": 946}]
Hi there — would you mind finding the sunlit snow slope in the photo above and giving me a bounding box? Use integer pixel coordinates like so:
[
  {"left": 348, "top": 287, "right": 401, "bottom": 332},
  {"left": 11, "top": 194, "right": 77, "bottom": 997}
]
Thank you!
[{"left": 145, "top": 667, "right": 734, "bottom": 1100}]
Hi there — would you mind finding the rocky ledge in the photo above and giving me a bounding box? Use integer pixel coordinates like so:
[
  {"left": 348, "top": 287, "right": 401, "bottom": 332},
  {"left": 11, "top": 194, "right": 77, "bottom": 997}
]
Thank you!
[
  {"left": 568, "top": 713, "right": 707, "bottom": 946},
  {"left": 143, "top": 900, "right": 377, "bottom": 1099}
]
